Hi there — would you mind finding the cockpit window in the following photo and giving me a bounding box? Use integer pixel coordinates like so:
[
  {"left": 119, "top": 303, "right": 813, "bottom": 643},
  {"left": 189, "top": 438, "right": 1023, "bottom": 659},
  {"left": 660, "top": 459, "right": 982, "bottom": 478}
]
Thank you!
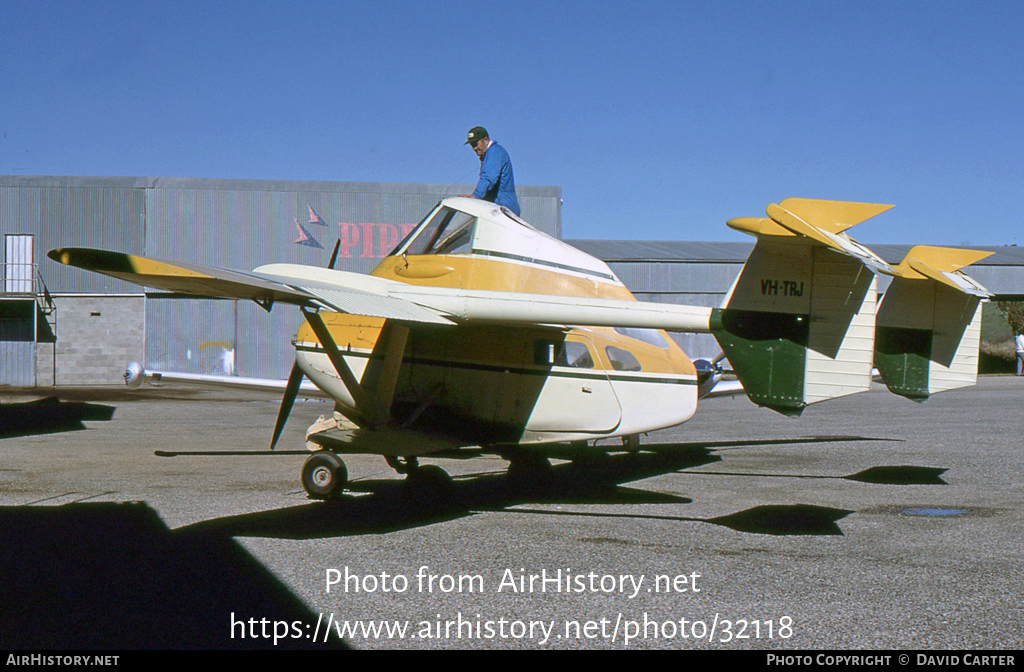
[
  {"left": 397, "top": 206, "right": 477, "bottom": 256},
  {"left": 613, "top": 327, "right": 670, "bottom": 349}
]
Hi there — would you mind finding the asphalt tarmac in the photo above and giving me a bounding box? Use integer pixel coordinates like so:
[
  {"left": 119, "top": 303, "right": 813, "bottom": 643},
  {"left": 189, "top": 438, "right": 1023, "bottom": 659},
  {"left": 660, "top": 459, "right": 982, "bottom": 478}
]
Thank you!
[{"left": 1, "top": 376, "right": 1021, "bottom": 650}]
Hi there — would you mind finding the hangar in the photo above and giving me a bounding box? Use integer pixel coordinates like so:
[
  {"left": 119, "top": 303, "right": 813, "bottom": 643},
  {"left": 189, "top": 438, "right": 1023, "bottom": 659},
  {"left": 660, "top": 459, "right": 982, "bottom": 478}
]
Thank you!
[
  {"left": 0, "top": 175, "right": 560, "bottom": 387},
  {"left": 2, "top": 174, "right": 1023, "bottom": 386}
]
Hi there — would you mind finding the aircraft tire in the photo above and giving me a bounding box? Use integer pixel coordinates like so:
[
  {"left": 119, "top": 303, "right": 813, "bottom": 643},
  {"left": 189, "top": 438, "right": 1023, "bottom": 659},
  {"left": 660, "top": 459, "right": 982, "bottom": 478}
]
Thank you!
[{"left": 301, "top": 452, "right": 348, "bottom": 499}]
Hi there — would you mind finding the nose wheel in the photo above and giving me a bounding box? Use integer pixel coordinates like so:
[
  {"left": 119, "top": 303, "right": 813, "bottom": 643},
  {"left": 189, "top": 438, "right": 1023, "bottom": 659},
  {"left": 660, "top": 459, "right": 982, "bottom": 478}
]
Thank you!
[{"left": 301, "top": 452, "right": 348, "bottom": 499}]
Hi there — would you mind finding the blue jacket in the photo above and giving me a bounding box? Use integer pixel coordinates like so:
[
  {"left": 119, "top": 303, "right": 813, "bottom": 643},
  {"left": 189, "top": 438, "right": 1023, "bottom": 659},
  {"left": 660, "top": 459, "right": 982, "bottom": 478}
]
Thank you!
[{"left": 472, "top": 142, "right": 520, "bottom": 216}]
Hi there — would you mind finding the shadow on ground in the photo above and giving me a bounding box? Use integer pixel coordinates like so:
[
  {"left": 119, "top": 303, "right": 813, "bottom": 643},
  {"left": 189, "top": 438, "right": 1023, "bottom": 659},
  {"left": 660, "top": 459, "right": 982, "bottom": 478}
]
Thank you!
[
  {"left": 0, "top": 396, "right": 115, "bottom": 439},
  {"left": 181, "top": 438, "right": 868, "bottom": 541},
  {"left": 0, "top": 502, "right": 346, "bottom": 649},
  {"left": 0, "top": 434, "right": 936, "bottom": 647}
]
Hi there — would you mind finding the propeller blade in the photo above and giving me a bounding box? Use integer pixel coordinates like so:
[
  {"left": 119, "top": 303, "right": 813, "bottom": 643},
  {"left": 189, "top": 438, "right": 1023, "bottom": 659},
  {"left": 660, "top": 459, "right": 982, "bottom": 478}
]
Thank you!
[
  {"left": 328, "top": 238, "right": 341, "bottom": 270},
  {"left": 271, "top": 361, "right": 305, "bottom": 450}
]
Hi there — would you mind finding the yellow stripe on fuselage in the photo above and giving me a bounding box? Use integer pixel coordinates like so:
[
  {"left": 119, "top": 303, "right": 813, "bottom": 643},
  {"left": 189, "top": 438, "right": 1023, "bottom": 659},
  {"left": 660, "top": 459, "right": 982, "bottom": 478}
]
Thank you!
[
  {"left": 370, "top": 253, "right": 636, "bottom": 301},
  {"left": 294, "top": 313, "right": 695, "bottom": 378}
]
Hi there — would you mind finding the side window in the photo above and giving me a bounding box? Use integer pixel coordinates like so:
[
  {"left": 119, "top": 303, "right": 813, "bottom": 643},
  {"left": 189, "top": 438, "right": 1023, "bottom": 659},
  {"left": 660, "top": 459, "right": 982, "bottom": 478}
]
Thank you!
[
  {"left": 534, "top": 340, "right": 594, "bottom": 369},
  {"left": 605, "top": 346, "right": 642, "bottom": 372},
  {"left": 613, "top": 326, "right": 669, "bottom": 349},
  {"left": 563, "top": 341, "right": 594, "bottom": 368}
]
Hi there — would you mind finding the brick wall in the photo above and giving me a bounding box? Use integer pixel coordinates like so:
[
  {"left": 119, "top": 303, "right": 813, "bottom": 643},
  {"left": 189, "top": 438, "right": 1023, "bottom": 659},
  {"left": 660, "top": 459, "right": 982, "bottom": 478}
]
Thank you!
[{"left": 51, "top": 296, "right": 145, "bottom": 385}]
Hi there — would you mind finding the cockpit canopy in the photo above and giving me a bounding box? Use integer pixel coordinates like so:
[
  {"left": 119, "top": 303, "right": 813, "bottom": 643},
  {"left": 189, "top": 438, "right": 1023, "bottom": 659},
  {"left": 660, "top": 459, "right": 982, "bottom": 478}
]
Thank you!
[
  {"left": 397, "top": 204, "right": 478, "bottom": 256},
  {"left": 390, "top": 197, "right": 620, "bottom": 284}
]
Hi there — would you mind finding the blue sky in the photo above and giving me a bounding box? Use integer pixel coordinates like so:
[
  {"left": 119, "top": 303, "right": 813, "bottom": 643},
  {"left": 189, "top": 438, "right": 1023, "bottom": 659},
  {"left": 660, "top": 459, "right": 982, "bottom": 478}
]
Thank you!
[{"left": 2, "top": 0, "right": 1022, "bottom": 245}]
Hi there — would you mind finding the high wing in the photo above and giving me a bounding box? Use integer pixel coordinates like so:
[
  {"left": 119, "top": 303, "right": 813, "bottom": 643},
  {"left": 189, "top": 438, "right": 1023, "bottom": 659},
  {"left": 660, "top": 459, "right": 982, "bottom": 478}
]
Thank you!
[
  {"left": 47, "top": 249, "right": 714, "bottom": 331},
  {"left": 47, "top": 248, "right": 456, "bottom": 325}
]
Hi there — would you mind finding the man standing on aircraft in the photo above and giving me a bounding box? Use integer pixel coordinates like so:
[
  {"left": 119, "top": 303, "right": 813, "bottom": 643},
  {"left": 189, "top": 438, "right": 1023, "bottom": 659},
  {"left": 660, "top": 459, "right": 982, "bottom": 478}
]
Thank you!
[
  {"left": 1015, "top": 330, "right": 1024, "bottom": 376},
  {"left": 464, "top": 126, "right": 521, "bottom": 216}
]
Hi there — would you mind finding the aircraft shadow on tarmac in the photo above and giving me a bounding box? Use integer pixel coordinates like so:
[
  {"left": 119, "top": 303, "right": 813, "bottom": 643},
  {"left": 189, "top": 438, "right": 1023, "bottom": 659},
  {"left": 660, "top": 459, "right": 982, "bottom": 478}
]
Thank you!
[
  {"left": 178, "top": 435, "right": 931, "bottom": 542},
  {"left": 0, "top": 435, "right": 946, "bottom": 649},
  {"left": 0, "top": 395, "right": 116, "bottom": 439},
  {"left": 0, "top": 501, "right": 347, "bottom": 650}
]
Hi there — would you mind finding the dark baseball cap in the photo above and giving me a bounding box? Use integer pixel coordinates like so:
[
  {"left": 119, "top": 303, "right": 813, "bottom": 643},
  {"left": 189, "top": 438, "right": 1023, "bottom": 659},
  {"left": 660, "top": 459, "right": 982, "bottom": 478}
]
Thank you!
[{"left": 465, "top": 126, "right": 489, "bottom": 145}]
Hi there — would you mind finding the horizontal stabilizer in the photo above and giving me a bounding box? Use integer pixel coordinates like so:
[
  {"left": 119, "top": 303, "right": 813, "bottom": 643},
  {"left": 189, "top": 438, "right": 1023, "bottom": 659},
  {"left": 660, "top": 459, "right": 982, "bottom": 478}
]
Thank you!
[
  {"left": 893, "top": 246, "right": 993, "bottom": 298},
  {"left": 776, "top": 198, "right": 894, "bottom": 234},
  {"left": 728, "top": 198, "right": 896, "bottom": 276}
]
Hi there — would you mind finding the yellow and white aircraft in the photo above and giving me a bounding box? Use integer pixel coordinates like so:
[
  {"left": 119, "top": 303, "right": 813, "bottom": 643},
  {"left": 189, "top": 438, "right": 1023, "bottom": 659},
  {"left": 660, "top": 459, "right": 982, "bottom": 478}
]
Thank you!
[{"left": 48, "top": 197, "right": 992, "bottom": 498}]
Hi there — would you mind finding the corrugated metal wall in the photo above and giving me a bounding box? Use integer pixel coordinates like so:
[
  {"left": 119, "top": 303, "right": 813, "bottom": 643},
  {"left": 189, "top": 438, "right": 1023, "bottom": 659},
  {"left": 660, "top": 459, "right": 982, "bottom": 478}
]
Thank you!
[
  {"left": 2, "top": 175, "right": 560, "bottom": 292},
  {"left": 0, "top": 299, "right": 35, "bottom": 385},
  {"left": 138, "top": 177, "right": 562, "bottom": 379},
  {"left": 0, "top": 175, "right": 562, "bottom": 383},
  {"left": 23, "top": 179, "right": 148, "bottom": 294},
  {"left": 4, "top": 173, "right": 1024, "bottom": 384},
  {"left": 0, "top": 342, "right": 34, "bottom": 386}
]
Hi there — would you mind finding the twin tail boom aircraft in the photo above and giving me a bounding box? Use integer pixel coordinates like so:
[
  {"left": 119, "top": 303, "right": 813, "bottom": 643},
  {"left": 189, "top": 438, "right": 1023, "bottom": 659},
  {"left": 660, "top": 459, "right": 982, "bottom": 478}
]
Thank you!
[{"left": 48, "top": 197, "right": 992, "bottom": 498}]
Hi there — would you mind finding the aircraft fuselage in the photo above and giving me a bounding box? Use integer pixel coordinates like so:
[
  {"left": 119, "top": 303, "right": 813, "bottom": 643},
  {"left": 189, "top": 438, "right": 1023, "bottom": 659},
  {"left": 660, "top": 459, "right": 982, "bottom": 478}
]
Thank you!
[{"left": 293, "top": 247, "right": 699, "bottom": 446}]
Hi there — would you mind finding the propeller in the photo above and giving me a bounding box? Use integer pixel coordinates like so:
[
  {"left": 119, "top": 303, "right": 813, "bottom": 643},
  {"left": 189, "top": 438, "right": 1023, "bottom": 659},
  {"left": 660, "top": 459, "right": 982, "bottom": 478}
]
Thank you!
[
  {"left": 328, "top": 238, "right": 341, "bottom": 270},
  {"left": 270, "top": 360, "right": 306, "bottom": 450},
  {"left": 269, "top": 234, "right": 343, "bottom": 449}
]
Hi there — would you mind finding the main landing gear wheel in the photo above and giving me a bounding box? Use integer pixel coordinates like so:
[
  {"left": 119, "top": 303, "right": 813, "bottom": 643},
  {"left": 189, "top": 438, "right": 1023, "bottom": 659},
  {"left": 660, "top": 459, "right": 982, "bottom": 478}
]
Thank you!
[{"left": 301, "top": 452, "right": 348, "bottom": 499}]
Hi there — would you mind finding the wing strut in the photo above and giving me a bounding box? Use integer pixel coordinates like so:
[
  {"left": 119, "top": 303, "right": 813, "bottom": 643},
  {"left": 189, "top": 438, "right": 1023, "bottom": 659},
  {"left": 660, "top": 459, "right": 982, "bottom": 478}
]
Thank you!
[
  {"left": 362, "top": 322, "right": 409, "bottom": 427},
  {"left": 300, "top": 310, "right": 410, "bottom": 430},
  {"left": 301, "top": 308, "right": 375, "bottom": 425}
]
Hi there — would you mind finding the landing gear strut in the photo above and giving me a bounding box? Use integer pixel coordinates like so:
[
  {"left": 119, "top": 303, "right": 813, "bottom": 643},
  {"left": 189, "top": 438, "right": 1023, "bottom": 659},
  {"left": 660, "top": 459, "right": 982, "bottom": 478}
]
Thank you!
[{"left": 301, "top": 451, "right": 348, "bottom": 499}]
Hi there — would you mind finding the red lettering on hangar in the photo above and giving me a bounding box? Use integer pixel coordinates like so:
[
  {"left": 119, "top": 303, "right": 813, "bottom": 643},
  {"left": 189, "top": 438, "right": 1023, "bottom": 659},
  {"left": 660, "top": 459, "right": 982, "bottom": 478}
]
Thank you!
[{"left": 336, "top": 223, "right": 417, "bottom": 258}]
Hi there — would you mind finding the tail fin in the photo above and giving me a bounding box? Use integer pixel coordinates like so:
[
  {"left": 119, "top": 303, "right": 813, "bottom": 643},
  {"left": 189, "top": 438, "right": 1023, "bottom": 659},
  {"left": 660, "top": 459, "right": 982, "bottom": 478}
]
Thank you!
[
  {"left": 714, "top": 198, "right": 990, "bottom": 414},
  {"left": 874, "top": 246, "right": 992, "bottom": 400}
]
